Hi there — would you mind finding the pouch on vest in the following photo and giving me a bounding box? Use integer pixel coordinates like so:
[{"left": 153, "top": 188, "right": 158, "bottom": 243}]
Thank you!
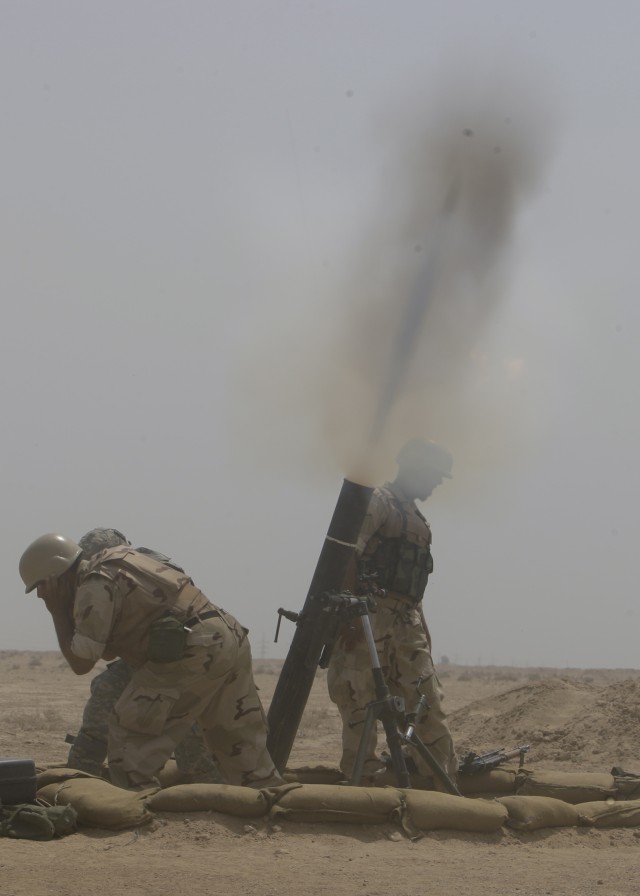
[
  {"left": 147, "top": 616, "right": 188, "bottom": 663},
  {"left": 365, "top": 540, "right": 433, "bottom": 602},
  {"left": 396, "top": 543, "right": 433, "bottom": 601}
]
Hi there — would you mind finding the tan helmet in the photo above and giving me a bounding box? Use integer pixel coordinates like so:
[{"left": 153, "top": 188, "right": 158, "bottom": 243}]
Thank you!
[
  {"left": 19, "top": 533, "right": 83, "bottom": 594},
  {"left": 397, "top": 438, "right": 453, "bottom": 479}
]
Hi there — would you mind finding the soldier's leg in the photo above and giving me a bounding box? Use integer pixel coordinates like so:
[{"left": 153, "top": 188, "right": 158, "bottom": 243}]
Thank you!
[
  {"left": 107, "top": 664, "right": 209, "bottom": 790},
  {"left": 173, "top": 724, "right": 222, "bottom": 783},
  {"left": 78, "top": 665, "right": 220, "bottom": 783},
  {"left": 107, "top": 616, "right": 280, "bottom": 790},
  {"left": 198, "top": 634, "right": 282, "bottom": 788},
  {"left": 326, "top": 630, "right": 384, "bottom": 778},
  {"left": 67, "top": 660, "right": 132, "bottom": 775},
  {"left": 386, "top": 607, "right": 457, "bottom": 783}
]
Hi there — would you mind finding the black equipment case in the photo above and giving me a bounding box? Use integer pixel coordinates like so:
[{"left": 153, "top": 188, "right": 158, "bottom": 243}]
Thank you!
[{"left": 0, "top": 758, "right": 37, "bottom": 805}]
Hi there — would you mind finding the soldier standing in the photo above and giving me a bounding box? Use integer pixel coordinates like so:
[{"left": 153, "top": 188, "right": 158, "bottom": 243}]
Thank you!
[
  {"left": 20, "top": 534, "right": 283, "bottom": 790},
  {"left": 327, "top": 438, "right": 457, "bottom": 786}
]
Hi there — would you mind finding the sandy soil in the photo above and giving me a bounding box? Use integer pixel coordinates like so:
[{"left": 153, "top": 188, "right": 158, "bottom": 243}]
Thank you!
[{"left": 1, "top": 651, "right": 640, "bottom": 896}]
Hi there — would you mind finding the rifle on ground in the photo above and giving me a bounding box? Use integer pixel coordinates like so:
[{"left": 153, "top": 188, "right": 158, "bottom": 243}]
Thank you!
[{"left": 458, "top": 745, "right": 530, "bottom": 776}]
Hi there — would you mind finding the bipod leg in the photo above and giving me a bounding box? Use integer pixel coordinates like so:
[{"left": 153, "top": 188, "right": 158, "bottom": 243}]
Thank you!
[
  {"left": 349, "top": 600, "right": 411, "bottom": 789},
  {"left": 350, "top": 703, "right": 379, "bottom": 786},
  {"left": 375, "top": 669, "right": 411, "bottom": 789},
  {"left": 404, "top": 732, "right": 461, "bottom": 796}
]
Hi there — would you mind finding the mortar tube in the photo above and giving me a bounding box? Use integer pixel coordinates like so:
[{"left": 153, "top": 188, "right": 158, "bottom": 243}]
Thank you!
[{"left": 266, "top": 478, "right": 374, "bottom": 773}]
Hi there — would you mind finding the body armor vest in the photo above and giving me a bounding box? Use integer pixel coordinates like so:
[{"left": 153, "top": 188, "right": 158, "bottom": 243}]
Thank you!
[
  {"left": 77, "top": 546, "right": 211, "bottom": 667},
  {"left": 359, "top": 486, "right": 433, "bottom": 603},
  {"left": 135, "top": 546, "right": 185, "bottom": 573}
]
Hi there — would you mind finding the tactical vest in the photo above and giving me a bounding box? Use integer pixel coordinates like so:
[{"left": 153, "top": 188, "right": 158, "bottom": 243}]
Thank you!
[
  {"left": 135, "top": 546, "right": 185, "bottom": 573},
  {"left": 359, "top": 485, "right": 433, "bottom": 603},
  {"left": 77, "top": 546, "right": 212, "bottom": 667}
]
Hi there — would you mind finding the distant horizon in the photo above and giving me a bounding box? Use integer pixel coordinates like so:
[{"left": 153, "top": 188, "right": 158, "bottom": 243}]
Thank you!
[{"left": 4, "top": 648, "right": 638, "bottom": 675}]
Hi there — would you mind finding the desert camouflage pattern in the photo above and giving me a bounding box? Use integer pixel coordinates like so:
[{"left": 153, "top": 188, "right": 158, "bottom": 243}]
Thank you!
[
  {"left": 357, "top": 483, "right": 432, "bottom": 599},
  {"left": 67, "top": 659, "right": 221, "bottom": 782},
  {"left": 107, "top": 613, "right": 281, "bottom": 790},
  {"left": 327, "top": 484, "right": 456, "bottom": 785},
  {"left": 74, "top": 546, "right": 210, "bottom": 667},
  {"left": 357, "top": 483, "right": 432, "bottom": 553},
  {"left": 70, "top": 534, "right": 218, "bottom": 779},
  {"left": 72, "top": 548, "right": 280, "bottom": 790},
  {"left": 79, "top": 527, "right": 183, "bottom": 572},
  {"left": 327, "top": 599, "right": 457, "bottom": 783}
]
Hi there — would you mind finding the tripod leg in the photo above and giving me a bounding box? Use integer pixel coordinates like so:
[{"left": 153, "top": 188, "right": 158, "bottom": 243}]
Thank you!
[
  {"left": 350, "top": 706, "right": 379, "bottom": 786},
  {"left": 378, "top": 694, "right": 411, "bottom": 789},
  {"left": 348, "top": 602, "right": 413, "bottom": 788},
  {"left": 406, "top": 733, "right": 461, "bottom": 796}
]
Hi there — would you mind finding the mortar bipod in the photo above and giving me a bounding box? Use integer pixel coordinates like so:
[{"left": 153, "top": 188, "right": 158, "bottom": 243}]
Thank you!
[{"left": 347, "top": 597, "right": 460, "bottom": 796}]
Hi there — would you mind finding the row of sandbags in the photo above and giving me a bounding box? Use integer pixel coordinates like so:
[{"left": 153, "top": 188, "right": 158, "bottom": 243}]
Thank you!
[
  {"left": 34, "top": 767, "right": 640, "bottom": 835},
  {"left": 455, "top": 767, "right": 640, "bottom": 803},
  {"left": 282, "top": 764, "right": 640, "bottom": 803}
]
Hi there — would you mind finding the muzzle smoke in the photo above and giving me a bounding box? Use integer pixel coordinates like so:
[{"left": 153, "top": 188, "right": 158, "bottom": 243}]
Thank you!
[
  {"left": 231, "top": 74, "right": 552, "bottom": 487},
  {"left": 328, "top": 86, "right": 551, "bottom": 484}
]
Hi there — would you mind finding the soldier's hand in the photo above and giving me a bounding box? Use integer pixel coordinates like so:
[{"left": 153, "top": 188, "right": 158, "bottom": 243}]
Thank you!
[{"left": 37, "top": 580, "right": 73, "bottom": 616}]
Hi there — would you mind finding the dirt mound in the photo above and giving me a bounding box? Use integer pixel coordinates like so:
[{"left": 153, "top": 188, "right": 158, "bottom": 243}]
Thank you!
[
  {"left": 450, "top": 677, "right": 595, "bottom": 749},
  {"left": 449, "top": 677, "right": 640, "bottom": 770},
  {"left": 567, "top": 679, "right": 640, "bottom": 769}
]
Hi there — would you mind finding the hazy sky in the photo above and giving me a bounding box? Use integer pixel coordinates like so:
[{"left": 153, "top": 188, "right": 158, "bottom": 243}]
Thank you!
[{"left": 2, "top": 2, "right": 639, "bottom": 669}]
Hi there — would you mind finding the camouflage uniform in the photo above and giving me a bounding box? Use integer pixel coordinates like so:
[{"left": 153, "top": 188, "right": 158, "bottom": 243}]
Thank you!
[
  {"left": 67, "top": 529, "right": 219, "bottom": 783},
  {"left": 69, "top": 545, "right": 281, "bottom": 790},
  {"left": 327, "top": 482, "right": 457, "bottom": 784},
  {"left": 68, "top": 659, "right": 221, "bottom": 782}
]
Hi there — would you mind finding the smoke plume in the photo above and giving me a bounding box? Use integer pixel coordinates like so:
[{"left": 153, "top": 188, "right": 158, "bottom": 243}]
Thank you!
[{"left": 230, "top": 73, "right": 552, "bottom": 488}]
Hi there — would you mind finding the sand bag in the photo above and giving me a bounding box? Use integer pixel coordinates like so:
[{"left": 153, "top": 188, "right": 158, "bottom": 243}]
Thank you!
[
  {"left": 267, "top": 783, "right": 403, "bottom": 824},
  {"left": 403, "top": 791, "right": 508, "bottom": 833},
  {"left": 498, "top": 795, "right": 579, "bottom": 831},
  {"left": 516, "top": 770, "right": 616, "bottom": 803},
  {"left": 147, "top": 783, "right": 268, "bottom": 818},
  {"left": 37, "top": 769, "right": 155, "bottom": 829},
  {"left": 283, "top": 766, "right": 346, "bottom": 785},
  {"left": 156, "top": 760, "right": 184, "bottom": 789},
  {"left": 457, "top": 769, "right": 517, "bottom": 796},
  {"left": 36, "top": 768, "right": 102, "bottom": 788},
  {"left": 577, "top": 799, "right": 640, "bottom": 828},
  {"left": 612, "top": 771, "right": 640, "bottom": 800}
]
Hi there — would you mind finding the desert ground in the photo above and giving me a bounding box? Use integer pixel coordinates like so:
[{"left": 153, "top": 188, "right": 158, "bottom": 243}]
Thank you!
[{"left": 1, "top": 651, "right": 640, "bottom": 896}]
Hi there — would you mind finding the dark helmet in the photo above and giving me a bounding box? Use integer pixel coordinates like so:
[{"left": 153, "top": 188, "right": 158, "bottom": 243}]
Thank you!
[
  {"left": 78, "top": 528, "right": 184, "bottom": 573},
  {"left": 396, "top": 438, "right": 453, "bottom": 479},
  {"left": 78, "top": 527, "right": 130, "bottom": 558}
]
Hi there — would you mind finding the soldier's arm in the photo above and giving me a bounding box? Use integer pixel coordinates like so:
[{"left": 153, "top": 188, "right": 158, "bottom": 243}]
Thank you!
[
  {"left": 355, "top": 490, "right": 390, "bottom": 557},
  {"left": 43, "top": 593, "right": 95, "bottom": 675},
  {"left": 69, "top": 575, "right": 117, "bottom": 672}
]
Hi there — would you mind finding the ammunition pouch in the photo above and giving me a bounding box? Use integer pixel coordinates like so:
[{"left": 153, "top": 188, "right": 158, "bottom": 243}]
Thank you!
[
  {"left": 362, "top": 538, "right": 433, "bottom": 603},
  {"left": 147, "top": 616, "right": 188, "bottom": 663}
]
